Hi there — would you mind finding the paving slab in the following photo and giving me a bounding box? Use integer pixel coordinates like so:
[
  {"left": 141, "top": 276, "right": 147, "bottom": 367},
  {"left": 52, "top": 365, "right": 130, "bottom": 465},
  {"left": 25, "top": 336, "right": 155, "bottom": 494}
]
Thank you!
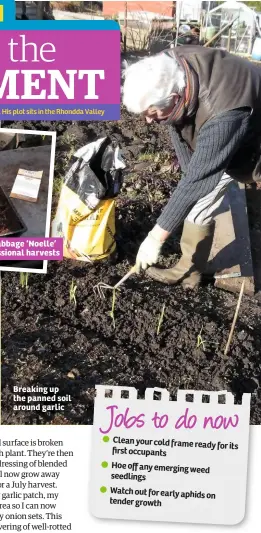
[{"left": 205, "top": 181, "right": 255, "bottom": 295}]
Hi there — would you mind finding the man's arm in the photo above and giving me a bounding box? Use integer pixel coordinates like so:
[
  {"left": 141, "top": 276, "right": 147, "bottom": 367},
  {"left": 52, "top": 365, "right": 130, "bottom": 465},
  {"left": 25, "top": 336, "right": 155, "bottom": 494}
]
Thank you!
[
  {"left": 157, "top": 108, "right": 251, "bottom": 235},
  {"left": 168, "top": 124, "right": 193, "bottom": 173},
  {"left": 135, "top": 108, "right": 251, "bottom": 272}
]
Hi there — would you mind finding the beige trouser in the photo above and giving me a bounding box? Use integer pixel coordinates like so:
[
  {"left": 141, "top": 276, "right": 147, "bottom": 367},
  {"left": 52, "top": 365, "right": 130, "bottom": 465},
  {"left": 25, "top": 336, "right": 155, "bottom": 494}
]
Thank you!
[{"left": 186, "top": 172, "right": 234, "bottom": 225}]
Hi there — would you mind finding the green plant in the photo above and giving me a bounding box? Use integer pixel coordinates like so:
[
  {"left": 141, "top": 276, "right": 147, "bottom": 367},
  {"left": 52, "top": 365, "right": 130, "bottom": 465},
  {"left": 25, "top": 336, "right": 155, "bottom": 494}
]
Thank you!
[
  {"left": 52, "top": 175, "right": 63, "bottom": 197},
  {"left": 108, "top": 288, "right": 117, "bottom": 329},
  {"left": 20, "top": 272, "right": 29, "bottom": 290},
  {"left": 138, "top": 152, "right": 154, "bottom": 162},
  {"left": 62, "top": 132, "right": 77, "bottom": 162},
  {"left": 196, "top": 327, "right": 206, "bottom": 351},
  {"left": 154, "top": 150, "right": 172, "bottom": 164},
  {"left": 69, "top": 280, "right": 77, "bottom": 307},
  {"left": 157, "top": 303, "right": 166, "bottom": 336},
  {"left": 196, "top": 326, "right": 219, "bottom": 352}
]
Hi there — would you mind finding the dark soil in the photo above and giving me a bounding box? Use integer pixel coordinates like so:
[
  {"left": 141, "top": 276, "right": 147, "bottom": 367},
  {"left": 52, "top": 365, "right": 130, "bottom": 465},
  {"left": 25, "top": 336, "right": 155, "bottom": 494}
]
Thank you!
[
  {"left": 1, "top": 108, "right": 261, "bottom": 426},
  {"left": 0, "top": 188, "right": 24, "bottom": 236},
  {"left": 0, "top": 205, "right": 11, "bottom": 235}
]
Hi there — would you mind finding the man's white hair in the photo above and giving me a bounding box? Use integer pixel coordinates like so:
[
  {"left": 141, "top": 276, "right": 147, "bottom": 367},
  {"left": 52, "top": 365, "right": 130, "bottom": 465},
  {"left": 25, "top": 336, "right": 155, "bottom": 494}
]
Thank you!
[{"left": 122, "top": 53, "right": 186, "bottom": 114}]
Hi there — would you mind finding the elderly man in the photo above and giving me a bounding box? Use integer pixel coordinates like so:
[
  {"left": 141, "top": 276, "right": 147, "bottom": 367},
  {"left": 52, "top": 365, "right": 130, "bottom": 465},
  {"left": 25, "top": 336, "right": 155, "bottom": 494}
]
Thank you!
[{"left": 122, "top": 46, "right": 261, "bottom": 288}]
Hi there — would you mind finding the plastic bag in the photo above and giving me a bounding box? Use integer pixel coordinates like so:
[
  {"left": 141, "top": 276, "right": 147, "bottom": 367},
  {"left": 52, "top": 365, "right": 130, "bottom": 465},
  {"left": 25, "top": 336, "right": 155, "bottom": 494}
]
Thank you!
[{"left": 51, "top": 137, "right": 125, "bottom": 261}]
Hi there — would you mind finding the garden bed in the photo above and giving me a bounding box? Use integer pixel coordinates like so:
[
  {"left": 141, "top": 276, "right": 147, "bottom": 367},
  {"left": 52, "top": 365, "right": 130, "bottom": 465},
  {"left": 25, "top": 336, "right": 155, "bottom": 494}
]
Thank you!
[
  {"left": 0, "top": 187, "right": 27, "bottom": 237},
  {"left": 1, "top": 108, "right": 261, "bottom": 425}
]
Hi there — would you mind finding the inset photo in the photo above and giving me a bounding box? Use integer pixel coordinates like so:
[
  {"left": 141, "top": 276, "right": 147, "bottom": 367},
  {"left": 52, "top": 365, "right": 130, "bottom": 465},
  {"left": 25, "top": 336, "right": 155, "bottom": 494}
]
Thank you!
[{"left": 0, "top": 128, "right": 56, "bottom": 273}]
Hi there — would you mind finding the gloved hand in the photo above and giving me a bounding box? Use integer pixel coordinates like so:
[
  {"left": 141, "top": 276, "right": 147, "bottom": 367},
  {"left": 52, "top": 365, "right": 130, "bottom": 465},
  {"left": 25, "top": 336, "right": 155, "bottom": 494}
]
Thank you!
[{"left": 136, "top": 231, "right": 163, "bottom": 273}]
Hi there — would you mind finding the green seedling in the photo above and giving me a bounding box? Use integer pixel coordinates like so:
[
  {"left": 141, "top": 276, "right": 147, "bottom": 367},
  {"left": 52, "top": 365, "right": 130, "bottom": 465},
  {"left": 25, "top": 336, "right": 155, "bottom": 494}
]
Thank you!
[
  {"left": 197, "top": 327, "right": 206, "bottom": 351},
  {"left": 157, "top": 303, "right": 166, "bottom": 336},
  {"left": 93, "top": 283, "right": 119, "bottom": 328},
  {"left": 93, "top": 267, "right": 136, "bottom": 328},
  {"left": 108, "top": 288, "right": 117, "bottom": 329},
  {"left": 196, "top": 326, "right": 219, "bottom": 352},
  {"left": 69, "top": 280, "right": 77, "bottom": 307},
  {"left": 93, "top": 283, "right": 118, "bottom": 327},
  {"left": 20, "top": 272, "right": 29, "bottom": 291}
]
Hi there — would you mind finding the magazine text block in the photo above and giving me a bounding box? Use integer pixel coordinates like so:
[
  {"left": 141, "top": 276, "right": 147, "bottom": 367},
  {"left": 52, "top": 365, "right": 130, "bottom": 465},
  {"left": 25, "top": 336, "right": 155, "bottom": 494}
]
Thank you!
[{"left": 90, "top": 386, "right": 251, "bottom": 525}]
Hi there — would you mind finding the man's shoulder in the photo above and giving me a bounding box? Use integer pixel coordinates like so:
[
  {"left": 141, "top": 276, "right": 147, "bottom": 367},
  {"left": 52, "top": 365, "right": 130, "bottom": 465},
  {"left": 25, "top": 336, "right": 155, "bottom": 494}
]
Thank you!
[
  {"left": 199, "top": 109, "right": 251, "bottom": 132},
  {"left": 175, "top": 45, "right": 252, "bottom": 67}
]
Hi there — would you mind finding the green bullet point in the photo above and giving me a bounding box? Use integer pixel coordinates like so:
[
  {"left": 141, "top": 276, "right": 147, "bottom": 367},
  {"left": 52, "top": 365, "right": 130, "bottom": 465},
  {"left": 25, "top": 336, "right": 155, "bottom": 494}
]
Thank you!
[
  {"left": 101, "top": 461, "right": 108, "bottom": 468},
  {"left": 103, "top": 436, "right": 110, "bottom": 442},
  {"left": 100, "top": 486, "right": 107, "bottom": 493}
]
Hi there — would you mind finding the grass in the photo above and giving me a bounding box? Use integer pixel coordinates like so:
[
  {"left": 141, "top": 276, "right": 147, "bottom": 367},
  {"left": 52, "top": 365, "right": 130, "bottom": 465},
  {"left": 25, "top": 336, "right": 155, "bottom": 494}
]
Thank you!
[
  {"left": 154, "top": 151, "right": 172, "bottom": 164},
  {"left": 157, "top": 303, "right": 166, "bottom": 336},
  {"left": 138, "top": 150, "right": 173, "bottom": 173},
  {"left": 52, "top": 176, "right": 63, "bottom": 197},
  {"left": 125, "top": 189, "right": 138, "bottom": 200},
  {"left": 20, "top": 273, "right": 29, "bottom": 291},
  {"left": 61, "top": 132, "right": 78, "bottom": 163},
  {"left": 138, "top": 152, "right": 154, "bottom": 162},
  {"left": 69, "top": 280, "right": 77, "bottom": 308},
  {"left": 51, "top": 176, "right": 63, "bottom": 218}
]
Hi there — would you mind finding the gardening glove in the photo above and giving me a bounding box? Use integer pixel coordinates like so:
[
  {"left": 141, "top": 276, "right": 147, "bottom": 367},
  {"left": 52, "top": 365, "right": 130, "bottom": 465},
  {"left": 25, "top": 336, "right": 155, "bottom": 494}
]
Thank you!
[{"left": 136, "top": 231, "right": 163, "bottom": 273}]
